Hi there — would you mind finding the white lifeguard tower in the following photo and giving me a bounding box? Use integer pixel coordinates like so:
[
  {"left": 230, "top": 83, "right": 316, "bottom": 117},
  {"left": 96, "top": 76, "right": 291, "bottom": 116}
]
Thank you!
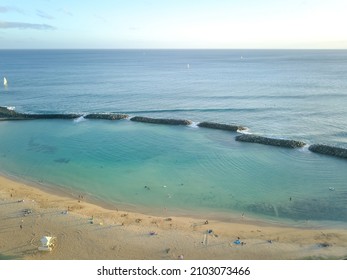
[{"left": 38, "top": 236, "right": 55, "bottom": 251}]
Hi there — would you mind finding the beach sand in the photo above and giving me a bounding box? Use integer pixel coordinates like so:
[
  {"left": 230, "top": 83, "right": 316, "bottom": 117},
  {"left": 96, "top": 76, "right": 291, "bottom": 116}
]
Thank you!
[{"left": 1, "top": 175, "right": 346, "bottom": 260}]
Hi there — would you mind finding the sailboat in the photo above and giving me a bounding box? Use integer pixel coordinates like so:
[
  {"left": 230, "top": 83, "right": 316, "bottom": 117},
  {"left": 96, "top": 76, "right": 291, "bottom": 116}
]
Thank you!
[{"left": 4, "top": 77, "right": 8, "bottom": 86}]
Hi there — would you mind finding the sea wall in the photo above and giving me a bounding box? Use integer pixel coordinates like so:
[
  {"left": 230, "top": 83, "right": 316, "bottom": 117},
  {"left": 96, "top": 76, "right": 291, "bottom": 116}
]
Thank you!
[
  {"left": 235, "top": 134, "right": 306, "bottom": 148},
  {"left": 197, "top": 121, "right": 246, "bottom": 132},
  {"left": 130, "top": 116, "right": 192, "bottom": 126},
  {"left": 308, "top": 144, "right": 347, "bottom": 159},
  {"left": 84, "top": 113, "right": 129, "bottom": 120}
]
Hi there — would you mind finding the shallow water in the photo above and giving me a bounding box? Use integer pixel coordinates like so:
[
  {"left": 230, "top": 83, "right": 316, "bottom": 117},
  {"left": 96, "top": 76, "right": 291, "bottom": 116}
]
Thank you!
[
  {"left": 1, "top": 49, "right": 347, "bottom": 226},
  {"left": 1, "top": 119, "right": 346, "bottom": 225}
]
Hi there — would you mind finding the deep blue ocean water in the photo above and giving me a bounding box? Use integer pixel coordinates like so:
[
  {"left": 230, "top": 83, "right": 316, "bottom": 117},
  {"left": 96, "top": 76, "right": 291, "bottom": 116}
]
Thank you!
[{"left": 0, "top": 50, "right": 347, "bottom": 226}]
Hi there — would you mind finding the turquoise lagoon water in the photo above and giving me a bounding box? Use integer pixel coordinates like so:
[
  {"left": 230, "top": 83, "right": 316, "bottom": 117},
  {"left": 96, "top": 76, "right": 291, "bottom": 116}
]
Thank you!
[
  {"left": 1, "top": 49, "right": 347, "bottom": 226},
  {"left": 0, "top": 119, "right": 346, "bottom": 225}
]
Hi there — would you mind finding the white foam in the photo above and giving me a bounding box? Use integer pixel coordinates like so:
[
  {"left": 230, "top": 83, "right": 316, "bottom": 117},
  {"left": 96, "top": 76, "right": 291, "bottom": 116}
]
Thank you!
[
  {"left": 6, "top": 106, "right": 15, "bottom": 111},
  {"left": 298, "top": 143, "right": 311, "bottom": 153},
  {"left": 73, "top": 116, "right": 86, "bottom": 123},
  {"left": 188, "top": 122, "right": 199, "bottom": 129},
  {"left": 237, "top": 127, "right": 251, "bottom": 134}
]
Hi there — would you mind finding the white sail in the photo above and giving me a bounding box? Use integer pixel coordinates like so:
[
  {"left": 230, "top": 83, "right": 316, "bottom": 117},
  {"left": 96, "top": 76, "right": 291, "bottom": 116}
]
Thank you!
[{"left": 4, "top": 77, "right": 7, "bottom": 86}]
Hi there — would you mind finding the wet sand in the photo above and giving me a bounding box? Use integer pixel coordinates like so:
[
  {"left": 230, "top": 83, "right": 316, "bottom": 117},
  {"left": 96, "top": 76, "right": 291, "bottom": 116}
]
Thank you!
[{"left": 1, "top": 175, "right": 346, "bottom": 260}]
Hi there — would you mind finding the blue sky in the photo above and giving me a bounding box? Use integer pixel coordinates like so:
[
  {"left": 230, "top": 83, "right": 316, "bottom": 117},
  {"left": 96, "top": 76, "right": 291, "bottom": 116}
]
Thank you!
[{"left": 0, "top": 0, "right": 346, "bottom": 49}]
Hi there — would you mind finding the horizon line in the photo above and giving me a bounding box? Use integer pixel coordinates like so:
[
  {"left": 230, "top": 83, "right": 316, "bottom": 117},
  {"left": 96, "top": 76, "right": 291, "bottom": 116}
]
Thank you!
[{"left": 1, "top": 47, "right": 347, "bottom": 51}]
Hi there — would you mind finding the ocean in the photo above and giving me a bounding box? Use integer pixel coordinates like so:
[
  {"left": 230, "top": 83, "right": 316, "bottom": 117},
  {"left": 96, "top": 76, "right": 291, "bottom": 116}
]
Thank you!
[{"left": 0, "top": 49, "right": 347, "bottom": 226}]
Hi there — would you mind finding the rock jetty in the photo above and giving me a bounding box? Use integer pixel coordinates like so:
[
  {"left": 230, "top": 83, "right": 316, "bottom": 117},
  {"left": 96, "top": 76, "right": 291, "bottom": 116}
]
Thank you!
[
  {"left": 130, "top": 116, "right": 192, "bottom": 126},
  {"left": 21, "top": 113, "right": 81, "bottom": 120},
  {"left": 308, "top": 144, "right": 347, "bottom": 159},
  {"left": 0, "top": 106, "right": 80, "bottom": 120},
  {"left": 0, "top": 106, "right": 22, "bottom": 119},
  {"left": 197, "top": 121, "right": 246, "bottom": 131},
  {"left": 1, "top": 106, "right": 346, "bottom": 158},
  {"left": 235, "top": 134, "right": 306, "bottom": 148},
  {"left": 84, "top": 113, "right": 128, "bottom": 120}
]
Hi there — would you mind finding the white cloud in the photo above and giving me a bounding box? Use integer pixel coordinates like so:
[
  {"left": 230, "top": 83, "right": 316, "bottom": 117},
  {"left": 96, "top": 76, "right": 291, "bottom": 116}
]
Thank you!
[
  {"left": 0, "top": 21, "right": 56, "bottom": 30},
  {"left": 36, "top": 10, "right": 54, "bottom": 20},
  {"left": 0, "top": 6, "right": 23, "bottom": 14},
  {"left": 57, "top": 8, "right": 73, "bottom": 17}
]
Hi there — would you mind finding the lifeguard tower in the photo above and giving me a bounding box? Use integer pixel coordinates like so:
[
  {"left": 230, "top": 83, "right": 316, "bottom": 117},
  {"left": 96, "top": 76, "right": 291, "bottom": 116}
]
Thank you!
[{"left": 38, "top": 236, "right": 55, "bottom": 251}]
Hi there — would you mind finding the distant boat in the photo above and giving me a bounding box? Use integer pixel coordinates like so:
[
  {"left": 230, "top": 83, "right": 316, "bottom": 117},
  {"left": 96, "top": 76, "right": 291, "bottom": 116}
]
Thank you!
[{"left": 4, "top": 77, "right": 8, "bottom": 86}]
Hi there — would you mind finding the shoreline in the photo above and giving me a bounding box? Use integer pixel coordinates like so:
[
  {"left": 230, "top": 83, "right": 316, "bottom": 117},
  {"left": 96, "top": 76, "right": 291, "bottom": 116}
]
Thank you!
[
  {"left": 2, "top": 170, "right": 345, "bottom": 231},
  {"left": 1, "top": 174, "right": 347, "bottom": 260}
]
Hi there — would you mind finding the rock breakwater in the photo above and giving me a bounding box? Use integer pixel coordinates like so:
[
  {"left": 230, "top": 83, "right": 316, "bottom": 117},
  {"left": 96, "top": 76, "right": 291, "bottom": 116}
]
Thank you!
[
  {"left": 84, "top": 113, "right": 128, "bottom": 120},
  {"left": 197, "top": 121, "right": 246, "bottom": 131},
  {"left": 2, "top": 106, "right": 347, "bottom": 160},
  {"left": 0, "top": 107, "right": 80, "bottom": 120},
  {"left": 308, "top": 144, "right": 347, "bottom": 159},
  {"left": 235, "top": 134, "right": 306, "bottom": 148},
  {"left": 130, "top": 116, "right": 192, "bottom": 125}
]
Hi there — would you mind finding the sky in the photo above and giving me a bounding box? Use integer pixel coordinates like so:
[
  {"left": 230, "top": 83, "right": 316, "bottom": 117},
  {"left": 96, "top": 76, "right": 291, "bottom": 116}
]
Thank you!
[{"left": 0, "top": 0, "right": 347, "bottom": 49}]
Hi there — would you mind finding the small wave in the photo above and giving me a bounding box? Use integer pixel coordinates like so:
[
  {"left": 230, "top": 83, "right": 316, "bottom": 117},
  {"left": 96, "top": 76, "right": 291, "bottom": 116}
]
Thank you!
[
  {"left": 188, "top": 122, "right": 199, "bottom": 129},
  {"left": 73, "top": 116, "right": 86, "bottom": 123},
  {"left": 6, "top": 106, "right": 15, "bottom": 111},
  {"left": 237, "top": 127, "right": 251, "bottom": 134},
  {"left": 207, "top": 93, "right": 347, "bottom": 100},
  {"left": 124, "top": 107, "right": 269, "bottom": 114},
  {"left": 298, "top": 144, "right": 311, "bottom": 153}
]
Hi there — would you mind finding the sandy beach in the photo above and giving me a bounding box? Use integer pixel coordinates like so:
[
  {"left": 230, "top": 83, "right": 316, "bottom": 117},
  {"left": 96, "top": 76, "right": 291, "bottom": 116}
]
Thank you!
[{"left": 0, "top": 174, "right": 346, "bottom": 260}]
